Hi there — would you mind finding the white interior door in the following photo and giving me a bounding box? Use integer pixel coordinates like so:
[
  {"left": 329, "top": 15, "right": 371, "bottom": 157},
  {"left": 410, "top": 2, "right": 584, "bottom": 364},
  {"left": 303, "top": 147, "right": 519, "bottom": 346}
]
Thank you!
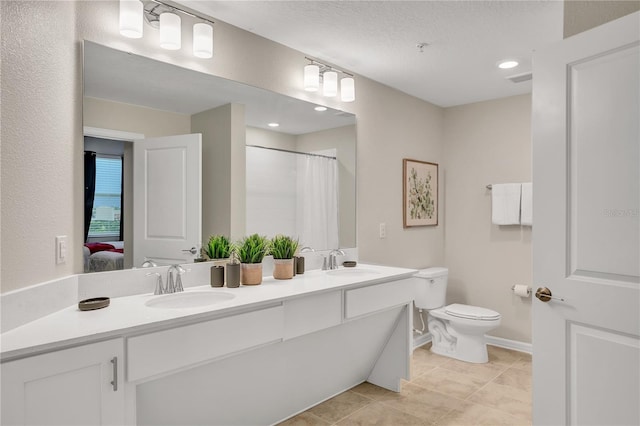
[
  {"left": 133, "top": 134, "right": 202, "bottom": 267},
  {"left": 532, "top": 12, "right": 639, "bottom": 426}
]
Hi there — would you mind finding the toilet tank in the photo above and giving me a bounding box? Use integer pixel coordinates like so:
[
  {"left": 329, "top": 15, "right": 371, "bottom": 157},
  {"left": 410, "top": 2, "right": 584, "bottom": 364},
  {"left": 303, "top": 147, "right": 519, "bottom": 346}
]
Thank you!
[{"left": 414, "top": 267, "right": 448, "bottom": 309}]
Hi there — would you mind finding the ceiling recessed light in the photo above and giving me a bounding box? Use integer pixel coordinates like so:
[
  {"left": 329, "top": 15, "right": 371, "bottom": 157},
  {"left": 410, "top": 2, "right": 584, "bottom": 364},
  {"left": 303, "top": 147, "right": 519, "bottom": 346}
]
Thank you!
[
  {"left": 314, "top": 106, "right": 327, "bottom": 112},
  {"left": 268, "top": 122, "right": 279, "bottom": 127},
  {"left": 498, "top": 60, "right": 519, "bottom": 69}
]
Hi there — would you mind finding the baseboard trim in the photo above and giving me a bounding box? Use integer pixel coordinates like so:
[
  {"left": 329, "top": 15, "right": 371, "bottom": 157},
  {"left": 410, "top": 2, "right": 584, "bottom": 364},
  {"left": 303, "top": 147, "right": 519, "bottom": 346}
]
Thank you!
[
  {"left": 412, "top": 334, "right": 532, "bottom": 354},
  {"left": 412, "top": 332, "right": 432, "bottom": 350},
  {"left": 486, "top": 335, "right": 532, "bottom": 354}
]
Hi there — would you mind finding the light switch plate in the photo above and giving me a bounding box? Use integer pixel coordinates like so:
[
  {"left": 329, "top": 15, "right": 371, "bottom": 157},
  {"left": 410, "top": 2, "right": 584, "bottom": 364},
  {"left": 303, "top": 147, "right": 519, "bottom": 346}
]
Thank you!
[
  {"left": 56, "top": 235, "right": 67, "bottom": 264},
  {"left": 379, "top": 223, "right": 386, "bottom": 239}
]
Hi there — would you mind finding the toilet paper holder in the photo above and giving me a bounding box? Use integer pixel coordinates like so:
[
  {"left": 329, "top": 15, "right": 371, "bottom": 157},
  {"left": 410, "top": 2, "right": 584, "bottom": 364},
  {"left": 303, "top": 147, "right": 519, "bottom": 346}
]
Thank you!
[{"left": 511, "top": 285, "right": 531, "bottom": 297}]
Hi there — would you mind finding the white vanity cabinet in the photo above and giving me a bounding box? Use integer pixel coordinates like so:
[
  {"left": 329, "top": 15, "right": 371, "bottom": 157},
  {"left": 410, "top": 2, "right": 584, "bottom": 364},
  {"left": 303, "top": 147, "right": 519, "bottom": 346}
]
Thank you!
[{"left": 1, "top": 338, "right": 125, "bottom": 426}]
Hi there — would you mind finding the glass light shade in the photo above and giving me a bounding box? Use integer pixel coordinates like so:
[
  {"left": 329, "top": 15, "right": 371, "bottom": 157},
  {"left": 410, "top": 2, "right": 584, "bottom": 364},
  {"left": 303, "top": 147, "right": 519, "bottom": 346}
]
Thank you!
[
  {"left": 119, "top": 0, "right": 143, "bottom": 38},
  {"left": 193, "top": 23, "right": 213, "bottom": 58},
  {"left": 323, "top": 71, "right": 338, "bottom": 97},
  {"left": 160, "top": 12, "right": 181, "bottom": 50},
  {"left": 341, "top": 77, "right": 355, "bottom": 102},
  {"left": 304, "top": 65, "right": 320, "bottom": 92}
]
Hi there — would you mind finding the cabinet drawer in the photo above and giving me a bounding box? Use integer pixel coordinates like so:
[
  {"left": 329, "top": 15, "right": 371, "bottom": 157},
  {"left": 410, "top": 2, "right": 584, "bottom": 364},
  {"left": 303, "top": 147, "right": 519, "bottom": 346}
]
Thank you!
[
  {"left": 345, "top": 279, "right": 414, "bottom": 319},
  {"left": 283, "top": 291, "right": 342, "bottom": 340},
  {"left": 127, "top": 305, "right": 283, "bottom": 382}
]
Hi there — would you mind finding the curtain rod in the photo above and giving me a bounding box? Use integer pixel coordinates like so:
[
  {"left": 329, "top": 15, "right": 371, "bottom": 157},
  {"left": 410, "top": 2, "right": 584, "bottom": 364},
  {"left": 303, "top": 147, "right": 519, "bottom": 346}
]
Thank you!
[{"left": 247, "top": 145, "right": 337, "bottom": 160}]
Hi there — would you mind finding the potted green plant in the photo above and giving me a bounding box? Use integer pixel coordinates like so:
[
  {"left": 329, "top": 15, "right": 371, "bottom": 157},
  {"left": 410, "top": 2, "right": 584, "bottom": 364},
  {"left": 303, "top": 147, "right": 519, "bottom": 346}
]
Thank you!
[
  {"left": 203, "top": 235, "right": 232, "bottom": 264},
  {"left": 270, "top": 235, "right": 299, "bottom": 280},
  {"left": 203, "top": 235, "right": 232, "bottom": 286},
  {"left": 237, "top": 234, "right": 269, "bottom": 285}
]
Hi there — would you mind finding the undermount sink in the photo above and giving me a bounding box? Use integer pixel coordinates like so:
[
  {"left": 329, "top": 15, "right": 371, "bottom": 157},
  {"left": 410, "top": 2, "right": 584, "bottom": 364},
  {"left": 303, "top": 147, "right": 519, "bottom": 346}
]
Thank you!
[
  {"left": 326, "top": 268, "right": 381, "bottom": 277},
  {"left": 145, "top": 291, "right": 236, "bottom": 309}
]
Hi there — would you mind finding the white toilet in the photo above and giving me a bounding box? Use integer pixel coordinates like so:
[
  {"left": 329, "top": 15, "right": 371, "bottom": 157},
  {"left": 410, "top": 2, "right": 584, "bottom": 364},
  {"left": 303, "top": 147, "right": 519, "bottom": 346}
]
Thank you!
[{"left": 414, "top": 267, "right": 501, "bottom": 364}]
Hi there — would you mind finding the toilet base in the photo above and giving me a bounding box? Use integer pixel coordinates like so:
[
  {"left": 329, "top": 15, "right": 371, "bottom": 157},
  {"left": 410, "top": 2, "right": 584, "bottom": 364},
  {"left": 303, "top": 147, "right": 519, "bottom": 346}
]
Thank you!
[
  {"left": 428, "top": 311, "right": 499, "bottom": 364},
  {"left": 430, "top": 337, "right": 489, "bottom": 364}
]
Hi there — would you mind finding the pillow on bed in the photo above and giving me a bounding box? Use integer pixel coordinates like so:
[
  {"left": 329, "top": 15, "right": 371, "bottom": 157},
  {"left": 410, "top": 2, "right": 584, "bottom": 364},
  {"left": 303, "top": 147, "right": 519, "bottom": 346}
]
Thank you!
[{"left": 85, "top": 242, "right": 116, "bottom": 254}]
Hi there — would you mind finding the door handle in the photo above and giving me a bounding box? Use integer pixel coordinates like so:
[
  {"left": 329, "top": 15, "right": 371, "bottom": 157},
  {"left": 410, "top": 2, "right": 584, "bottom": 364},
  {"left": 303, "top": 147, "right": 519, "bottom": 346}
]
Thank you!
[
  {"left": 182, "top": 247, "right": 197, "bottom": 255},
  {"left": 535, "top": 287, "right": 565, "bottom": 302}
]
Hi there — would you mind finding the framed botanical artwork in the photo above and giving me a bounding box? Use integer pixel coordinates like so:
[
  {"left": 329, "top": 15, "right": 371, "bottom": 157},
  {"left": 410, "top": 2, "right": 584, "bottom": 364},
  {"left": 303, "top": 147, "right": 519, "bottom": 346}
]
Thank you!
[{"left": 403, "top": 159, "right": 438, "bottom": 227}]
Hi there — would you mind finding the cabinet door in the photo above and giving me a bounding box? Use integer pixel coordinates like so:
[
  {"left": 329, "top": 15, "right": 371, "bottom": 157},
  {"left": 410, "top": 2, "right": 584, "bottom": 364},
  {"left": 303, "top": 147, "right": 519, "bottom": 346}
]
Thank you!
[{"left": 1, "top": 339, "right": 125, "bottom": 426}]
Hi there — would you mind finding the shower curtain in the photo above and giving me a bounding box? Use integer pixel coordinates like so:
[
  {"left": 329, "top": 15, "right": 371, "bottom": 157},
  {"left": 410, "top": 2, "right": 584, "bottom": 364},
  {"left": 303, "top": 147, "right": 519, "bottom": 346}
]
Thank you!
[
  {"left": 296, "top": 153, "right": 339, "bottom": 250},
  {"left": 246, "top": 146, "right": 339, "bottom": 250}
]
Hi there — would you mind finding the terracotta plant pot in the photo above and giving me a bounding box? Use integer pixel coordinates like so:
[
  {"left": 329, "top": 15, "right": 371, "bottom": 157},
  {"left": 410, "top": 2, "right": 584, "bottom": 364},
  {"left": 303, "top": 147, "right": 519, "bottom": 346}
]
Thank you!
[
  {"left": 241, "top": 263, "right": 263, "bottom": 285},
  {"left": 273, "top": 258, "right": 294, "bottom": 280}
]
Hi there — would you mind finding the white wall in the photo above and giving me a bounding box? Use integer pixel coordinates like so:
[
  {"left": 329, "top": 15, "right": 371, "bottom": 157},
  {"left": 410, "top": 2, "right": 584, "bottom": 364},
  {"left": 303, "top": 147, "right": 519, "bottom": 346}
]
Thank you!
[
  {"left": 443, "top": 94, "right": 532, "bottom": 342},
  {"left": 1, "top": 0, "right": 445, "bottom": 293}
]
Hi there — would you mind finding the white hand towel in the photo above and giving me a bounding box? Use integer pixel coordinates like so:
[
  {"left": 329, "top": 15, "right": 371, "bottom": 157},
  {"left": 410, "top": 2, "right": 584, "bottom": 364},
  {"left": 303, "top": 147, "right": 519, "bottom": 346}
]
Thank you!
[
  {"left": 521, "top": 183, "right": 533, "bottom": 226},
  {"left": 491, "top": 183, "right": 521, "bottom": 225}
]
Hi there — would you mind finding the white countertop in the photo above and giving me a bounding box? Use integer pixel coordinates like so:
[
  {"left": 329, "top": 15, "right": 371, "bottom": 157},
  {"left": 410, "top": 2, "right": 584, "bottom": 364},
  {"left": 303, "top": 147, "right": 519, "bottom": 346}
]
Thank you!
[{"left": 0, "top": 264, "right": 417, "bottom": 361}]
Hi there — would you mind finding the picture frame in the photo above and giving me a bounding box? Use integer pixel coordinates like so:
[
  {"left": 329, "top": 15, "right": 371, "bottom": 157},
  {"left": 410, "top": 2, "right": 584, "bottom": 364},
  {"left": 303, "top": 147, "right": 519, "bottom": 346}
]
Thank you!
[{"left": 403, "top": 159, "right": 438, "bottom": 227}]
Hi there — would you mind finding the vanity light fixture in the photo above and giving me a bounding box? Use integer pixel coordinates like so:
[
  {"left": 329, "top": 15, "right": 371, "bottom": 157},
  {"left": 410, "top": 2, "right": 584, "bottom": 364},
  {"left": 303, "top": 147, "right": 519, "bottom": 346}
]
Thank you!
[
  {"left": 340, "top": 77, "right": 355, "bottom": 102},
  {"left": 119, "top": 0, "right": 214, "bottom": 58},
  {"left": 193, "top": 22, "right": 214, "bottom": 58},
  {"left": 304, "top": 64, "right": 320, "bottom": 92},
  {"left": 268, "top": 123, "right": 280, "bottom": 128},
  {"left": 322, "top": 71, "right": 338, "bottom": 97},
  {"left": 304, "top": 57, "right": 356, "bottom": 102},
  {"left": 159, "top": 12, "right": 181, "bottom": 50},
  {"left": 119, "top": 0, "right": 144, "bottom": 38}
]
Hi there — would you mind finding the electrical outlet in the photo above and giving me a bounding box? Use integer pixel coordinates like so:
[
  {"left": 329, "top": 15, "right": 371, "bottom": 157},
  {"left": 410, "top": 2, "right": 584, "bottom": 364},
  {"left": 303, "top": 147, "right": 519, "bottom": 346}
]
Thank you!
[
  {"left": 379, "top": 223, "right": 386, "bottom": 239},
  {"left": 56, "top": 235, "right": 67, "bottom": 264}
]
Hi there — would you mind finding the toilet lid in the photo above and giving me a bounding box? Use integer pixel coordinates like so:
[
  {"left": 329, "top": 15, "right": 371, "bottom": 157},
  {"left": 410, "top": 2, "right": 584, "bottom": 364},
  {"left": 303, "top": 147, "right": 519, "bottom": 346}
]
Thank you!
[{"left": 445, "top": 304, "right": 501, "bottom": 320}]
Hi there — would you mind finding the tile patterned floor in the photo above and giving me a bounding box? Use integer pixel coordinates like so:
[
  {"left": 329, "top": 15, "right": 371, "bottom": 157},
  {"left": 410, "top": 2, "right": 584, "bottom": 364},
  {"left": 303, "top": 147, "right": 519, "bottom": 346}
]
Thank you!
[{"left": 278, "top": 344, "right": 532, "bottom": 426}]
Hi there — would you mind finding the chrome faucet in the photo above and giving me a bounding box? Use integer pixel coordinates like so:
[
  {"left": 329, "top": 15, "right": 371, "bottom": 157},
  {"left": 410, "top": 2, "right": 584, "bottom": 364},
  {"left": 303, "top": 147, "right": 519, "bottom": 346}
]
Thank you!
[
  {"left": 166, "top": 265, "right": 187, "bottom": 293},
  {"left": 146, "top": 272, "right": 165, "bottom": 295},
  {"left": 328, "top": 249, "right": 345, "bottom": 270},
  {"left": 141, "top": 259, "right": 158, "bottom": 268}
]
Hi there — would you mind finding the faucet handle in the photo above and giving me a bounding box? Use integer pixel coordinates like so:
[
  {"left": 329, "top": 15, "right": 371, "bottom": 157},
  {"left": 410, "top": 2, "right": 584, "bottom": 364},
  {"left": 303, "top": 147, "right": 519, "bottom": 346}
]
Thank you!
[
  {"left": 146, "top": 272, "right": 164, "bottom": 295},
  {"left": 174, "top": 265, "right": 188, "bottom": 292}
]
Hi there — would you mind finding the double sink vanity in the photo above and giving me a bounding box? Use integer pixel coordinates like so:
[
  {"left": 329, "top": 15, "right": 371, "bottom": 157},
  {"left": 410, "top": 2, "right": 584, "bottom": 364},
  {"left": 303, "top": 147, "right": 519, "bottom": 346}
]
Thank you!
[{"left": 1, "top": 263, "right": 417, "bottom": 426}]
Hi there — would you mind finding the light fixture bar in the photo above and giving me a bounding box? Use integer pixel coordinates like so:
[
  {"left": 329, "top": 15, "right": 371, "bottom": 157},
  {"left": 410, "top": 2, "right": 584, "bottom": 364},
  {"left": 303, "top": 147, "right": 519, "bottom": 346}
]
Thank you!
[
  {"left": 304, "top": 57, "right": 355, "bottom": 102},
  {"left": 304, "top": 56, "right": 354, "bottom": 78},
  {"left": 145, "top": 0, "right": 215, "bottom": 25}
]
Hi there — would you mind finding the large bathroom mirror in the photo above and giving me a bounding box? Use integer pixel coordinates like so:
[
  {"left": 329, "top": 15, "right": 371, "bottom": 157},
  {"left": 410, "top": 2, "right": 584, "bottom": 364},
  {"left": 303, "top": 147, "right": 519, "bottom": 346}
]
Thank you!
[{"left": 82, "top": 41, "right": 356, "bottom": 273}]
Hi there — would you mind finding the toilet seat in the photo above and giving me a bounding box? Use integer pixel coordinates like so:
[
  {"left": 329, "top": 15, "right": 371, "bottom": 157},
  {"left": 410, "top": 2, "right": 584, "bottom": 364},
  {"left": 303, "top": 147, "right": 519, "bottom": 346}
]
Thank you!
[{"left": 444, "top": 304, "right": 501, "bottom": 321}]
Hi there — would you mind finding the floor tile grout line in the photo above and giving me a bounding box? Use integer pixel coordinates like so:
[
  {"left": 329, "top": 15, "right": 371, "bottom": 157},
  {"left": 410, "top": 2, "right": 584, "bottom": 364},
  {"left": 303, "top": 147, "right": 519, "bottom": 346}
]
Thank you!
[{"left": 329, "top": 400, "right": 376, "bottom": 425}]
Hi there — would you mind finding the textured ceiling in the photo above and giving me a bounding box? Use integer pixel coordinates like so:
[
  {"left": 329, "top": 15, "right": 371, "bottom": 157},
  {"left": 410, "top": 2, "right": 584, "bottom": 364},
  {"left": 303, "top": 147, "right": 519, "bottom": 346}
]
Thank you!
[{"left": 178, "top": 0, "right": 564, "bottom": 107}]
